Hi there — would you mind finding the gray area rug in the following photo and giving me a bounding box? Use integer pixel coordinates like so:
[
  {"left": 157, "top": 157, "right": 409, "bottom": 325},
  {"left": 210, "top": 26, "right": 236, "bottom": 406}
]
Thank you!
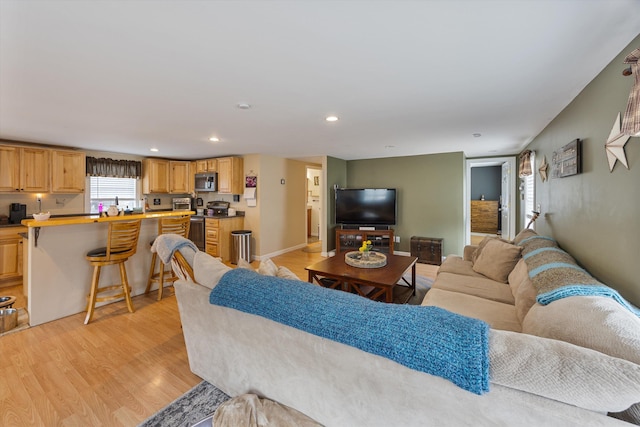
[
  {"left": 403, "top": 273, "right": 433, "bottom": 305},
  {"left": 139, "top": 381, "right": 229, "bottom": 427}
]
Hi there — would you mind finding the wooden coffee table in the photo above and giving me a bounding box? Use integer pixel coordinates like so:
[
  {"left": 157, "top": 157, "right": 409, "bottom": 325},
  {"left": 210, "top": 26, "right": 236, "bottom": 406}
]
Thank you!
[{"left": 305, "top": 253, "right": 417, "bottom": 303}]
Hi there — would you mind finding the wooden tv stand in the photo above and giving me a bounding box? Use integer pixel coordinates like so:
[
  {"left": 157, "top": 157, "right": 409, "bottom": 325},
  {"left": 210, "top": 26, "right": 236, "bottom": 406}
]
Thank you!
[{"left": 336, "top": 228, "right": 394, "bottom": 255}]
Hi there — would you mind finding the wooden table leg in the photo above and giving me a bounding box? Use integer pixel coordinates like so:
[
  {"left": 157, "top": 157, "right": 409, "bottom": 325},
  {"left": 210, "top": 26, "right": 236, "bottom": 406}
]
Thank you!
[{"left": 412, "top": 263, "right": 416, "bottom": 296}]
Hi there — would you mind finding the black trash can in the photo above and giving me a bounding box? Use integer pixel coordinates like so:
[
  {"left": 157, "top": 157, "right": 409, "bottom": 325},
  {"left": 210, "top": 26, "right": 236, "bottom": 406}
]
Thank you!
[{"left": 231, "top": 230, "right": 252, "bottom": 264}]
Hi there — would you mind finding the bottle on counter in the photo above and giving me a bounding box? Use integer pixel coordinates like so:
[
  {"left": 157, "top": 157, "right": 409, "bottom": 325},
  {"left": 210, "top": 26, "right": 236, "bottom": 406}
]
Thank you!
[{"left": 98, "top": 202, "right": 103, "bottom": 213}]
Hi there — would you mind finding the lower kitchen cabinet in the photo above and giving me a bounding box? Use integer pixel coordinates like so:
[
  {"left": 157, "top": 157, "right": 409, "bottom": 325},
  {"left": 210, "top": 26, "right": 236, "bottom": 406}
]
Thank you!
[
  {"left": 205, "top": 217, "right": 244, "bottom": 262},
  {"left": 0, "top": 227, "right": 26, "bottom": 287}
]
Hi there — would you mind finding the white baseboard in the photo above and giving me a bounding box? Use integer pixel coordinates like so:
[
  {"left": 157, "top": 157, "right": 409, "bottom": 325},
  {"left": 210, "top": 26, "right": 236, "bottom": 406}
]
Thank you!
[{"left": 252, "top": 243, "right": 308, "bottom": 261}]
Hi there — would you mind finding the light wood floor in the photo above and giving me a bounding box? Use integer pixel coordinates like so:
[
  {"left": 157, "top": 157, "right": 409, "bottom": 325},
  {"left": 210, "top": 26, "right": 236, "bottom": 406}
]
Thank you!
[{"left": 0, "top": 245, "right": 438, "bottom": 426}]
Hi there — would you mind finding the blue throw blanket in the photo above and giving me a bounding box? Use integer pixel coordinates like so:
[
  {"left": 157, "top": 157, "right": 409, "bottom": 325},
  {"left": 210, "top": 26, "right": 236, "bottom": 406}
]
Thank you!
[{"left": 209, "top": 268, "right": 490, "bottom": 395}]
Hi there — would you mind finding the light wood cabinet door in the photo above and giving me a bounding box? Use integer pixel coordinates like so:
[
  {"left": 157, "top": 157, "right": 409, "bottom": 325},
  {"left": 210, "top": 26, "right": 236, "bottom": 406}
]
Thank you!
[
  {"left": 51, "top": 150, "right": 85, "bottom": 193},
  {"left": 217, "top": 157, "right": 243, "bottom": 194},
  {"left": 206, "top": 158, "right": 217, "bottom": 172},
  {"left": 169, "top": 161, "right": 190, "bottom": 194},
  {"left": 0, "top": 146, "right": 49, "bottom": 193},
  {"left": 195, "top": 160, "right": 208, "bottom": 174},
  {"left": 143, "top": 159, "right": 170, "bottom": 194},
  {"left": 21, "top": 147, "right": 49, "bottom": 192},
  {"left": 0, "top": 227, "right": 26, "bottom": 286},
  {"left": 189, "top": 161, "right": 197, "bottom": 194},
  {"left": 0, "top": 146, "right": 21, "bottom": 192}
]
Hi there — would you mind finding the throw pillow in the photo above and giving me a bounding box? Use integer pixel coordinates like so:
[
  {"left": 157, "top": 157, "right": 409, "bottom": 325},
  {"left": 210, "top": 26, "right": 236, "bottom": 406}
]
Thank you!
[
  {"left": 257, "top": 258, "right": 278, "bottom": 276},
  {"left": 237, "top": 258, "right": 254, "bottom": 270},
  {"left": 472, "top": 239, "right": 522, "bottom": 283},
  {"left": 193, "top": 251, "right": 232, "bottom": 290},
  {"left": 490, "top": 329, "right": 640, "bottom": 412},
  {"left": 276, "top": 266, "right": 301, "bottom": 281},
  {"left": 471, "top": 236, "right": 511, "bottom": 264}
]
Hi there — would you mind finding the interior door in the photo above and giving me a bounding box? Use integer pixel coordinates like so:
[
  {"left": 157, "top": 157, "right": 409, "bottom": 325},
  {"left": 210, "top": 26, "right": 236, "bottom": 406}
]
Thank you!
[{"left": 500, "top": 162, "right": 511, "bottom": 239}]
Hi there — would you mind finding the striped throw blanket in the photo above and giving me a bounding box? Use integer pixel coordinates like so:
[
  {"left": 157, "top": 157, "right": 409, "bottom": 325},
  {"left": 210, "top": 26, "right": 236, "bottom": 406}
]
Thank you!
[
  {"left": 209, "top": 268, "right": 490, "bottom": 395},
  {"left": 520, "top": 235, "right": 640, "bottom": 316}
]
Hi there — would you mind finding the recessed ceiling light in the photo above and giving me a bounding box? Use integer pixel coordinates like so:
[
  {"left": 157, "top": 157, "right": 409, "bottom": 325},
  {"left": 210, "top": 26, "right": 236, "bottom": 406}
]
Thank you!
[
  {"left": 325, "top": 115, "right": 339, "bottom": 122},
  {"left": 209, "top": 137, "right": 220, "bottom": 142},
  {"left": 237, "top": 103, "right": 251, "bottom": 110},
  {"left": 150, "top": 148, "right": 159, "bottom": 152},
  {"left": 473, "top": 133, "right": 482, "bottom": 138}
]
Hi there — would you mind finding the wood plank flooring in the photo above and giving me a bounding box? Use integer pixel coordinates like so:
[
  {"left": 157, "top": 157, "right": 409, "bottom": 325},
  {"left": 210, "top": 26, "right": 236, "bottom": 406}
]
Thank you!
[{"left": 0, "top": 245, "right": 438, "bottom": 426}]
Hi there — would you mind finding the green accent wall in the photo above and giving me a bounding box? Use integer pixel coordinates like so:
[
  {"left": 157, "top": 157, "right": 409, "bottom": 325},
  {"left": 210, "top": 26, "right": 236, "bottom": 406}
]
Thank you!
[
  {"left": 325, "top": 156, "right": 348, "bottom": 251},
  {"left": 345, "top": 152, "right": 465, "bottom": 256},
  {"left": 524, "top": 34, "right": 640, "bottom": 306}
]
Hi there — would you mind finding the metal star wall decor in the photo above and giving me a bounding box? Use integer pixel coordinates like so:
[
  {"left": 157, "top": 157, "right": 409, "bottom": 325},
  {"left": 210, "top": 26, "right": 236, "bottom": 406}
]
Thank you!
[
  {"left": 538, "top": 155, "right": 548, "bottom": 182},
  {"left": 605, "top": 112, "right": 631, "bottom": 172}
]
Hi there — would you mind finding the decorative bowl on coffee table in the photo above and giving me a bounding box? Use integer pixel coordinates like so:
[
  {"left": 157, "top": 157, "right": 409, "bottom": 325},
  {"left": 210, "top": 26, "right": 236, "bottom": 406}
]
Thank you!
[{"left": 344, "top": 251, "right": 387, "bottom": 268}]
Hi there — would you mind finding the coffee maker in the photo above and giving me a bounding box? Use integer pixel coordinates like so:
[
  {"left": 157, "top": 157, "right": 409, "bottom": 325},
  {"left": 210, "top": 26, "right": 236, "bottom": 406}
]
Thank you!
[{"left": 9, "top": 203, "right": 27, "bottom": 224}]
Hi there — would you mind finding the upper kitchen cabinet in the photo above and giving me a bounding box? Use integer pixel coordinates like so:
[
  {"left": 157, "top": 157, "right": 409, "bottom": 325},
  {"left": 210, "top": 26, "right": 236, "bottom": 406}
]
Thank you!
[
  {"left": 142, "top": 159, "right": 170, "bottom": 194},
  {"left": 51, "top": 150, "right": 85, "bottom": 193},
  {"left": 217, "top": 157, "right": 243, "bottom": 194},
  {"left": 169, "top": 161, "right": 190, "bottom": 194},
  {"left": 195, "top": 158, "right": 217, "bottom": 174},
  {"left": 0, "top": 145, "right": 49, "bottom": 193}
]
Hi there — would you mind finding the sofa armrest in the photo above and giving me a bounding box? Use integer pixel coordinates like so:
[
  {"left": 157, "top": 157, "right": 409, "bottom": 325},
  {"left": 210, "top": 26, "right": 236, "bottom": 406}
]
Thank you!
[{"left": 463, "top": 245, "right": 478, "bottom": 261}]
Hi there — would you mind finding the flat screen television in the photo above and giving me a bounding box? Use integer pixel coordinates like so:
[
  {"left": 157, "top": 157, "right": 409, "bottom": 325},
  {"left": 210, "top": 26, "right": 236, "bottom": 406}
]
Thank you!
[{"left": 335, "top": 188, "right": 397, "bottom": 226}]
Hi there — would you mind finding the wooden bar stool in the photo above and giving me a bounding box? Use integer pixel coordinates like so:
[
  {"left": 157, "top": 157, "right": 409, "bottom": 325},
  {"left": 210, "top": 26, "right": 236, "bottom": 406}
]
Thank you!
[
  {"left": 84, "top": 220, "right": 142, "bottom": 325},
  {"left": 145, "top": 215, "right": 191, "bottom": 300}
]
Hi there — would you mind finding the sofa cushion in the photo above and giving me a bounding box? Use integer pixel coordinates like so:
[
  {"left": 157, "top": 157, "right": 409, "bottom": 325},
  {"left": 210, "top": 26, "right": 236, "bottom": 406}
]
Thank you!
[
  {"left": 438, "top": 255, "right": 486, "bottom": 278},
  {"left": 472, "top": 239, "right": 522, "bottom": 283},
  {"left": 422, "top": 288, "right": 521, "bottom": 332},
  {"left": 522, "top": 296, "right": 640, "bottom": 365},
  {"left": 508, "top": 259, "right": 537, "bottom": 323},
  {"left": 490, "top": 329, "right": 640, "bottom": 413},
  {"left": 433, "top": 272, "right": 515, "bottom": 305},
  {"left": 193, "top": 251, "right": 232, "bottom": 290}
]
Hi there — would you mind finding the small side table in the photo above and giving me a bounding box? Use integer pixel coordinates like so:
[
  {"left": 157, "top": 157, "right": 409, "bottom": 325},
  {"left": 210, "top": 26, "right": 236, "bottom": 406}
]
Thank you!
[{"left": 410, "top": 237, "right": 443, "bottom": 265}]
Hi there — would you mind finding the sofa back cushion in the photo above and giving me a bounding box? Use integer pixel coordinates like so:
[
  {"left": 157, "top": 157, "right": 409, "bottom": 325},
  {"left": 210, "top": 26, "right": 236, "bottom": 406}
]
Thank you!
[
  {"left": 513, "top": 228, "right": 538, "bottom": 245},
  {"left": 490, "top": 329, "right": 640, "bottom": 413},
  {"left": 472, "top": 239, "right": 522, "bottom": 283},
  {"left": 522, "top": 296, "right": 640, "bottom": 365},
  {"left": 194, "top": 252, "right": 232, "bottom": 290},
  {"left": 508, "top": 259, "right": 537, "bottom": 323}
]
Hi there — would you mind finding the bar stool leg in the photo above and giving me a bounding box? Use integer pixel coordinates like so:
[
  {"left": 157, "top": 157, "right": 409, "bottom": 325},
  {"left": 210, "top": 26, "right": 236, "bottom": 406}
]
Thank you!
[
  {"left": 145, "top": 252, "right": 158, "bottom": 295},
  {"left": 158, "top": 260, "right": 165, "bottom": 301},
  {"left": 85, "top": 265, "right": 101, "bottom": 325},
  {"left": 119, "top": 262, "right": 135, "bottom": 314}
]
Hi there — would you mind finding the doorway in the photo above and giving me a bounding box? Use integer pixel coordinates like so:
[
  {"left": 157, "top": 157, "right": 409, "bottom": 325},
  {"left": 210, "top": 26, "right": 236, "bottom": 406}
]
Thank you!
[
  {"left": 465, "top": 157, "right": 517, "bottom": 245},
  {"left": 306, "top": 166, "right": 322, "bottom": 246}
]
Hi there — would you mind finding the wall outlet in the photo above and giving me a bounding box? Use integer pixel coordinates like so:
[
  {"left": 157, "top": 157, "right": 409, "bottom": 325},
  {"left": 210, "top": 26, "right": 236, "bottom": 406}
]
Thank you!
[
  {"left": 153, "top": 198, "right": 161, "bottom": 205},
  {"left": 394, "top": 236, "right": 400, "bottom": 243}
]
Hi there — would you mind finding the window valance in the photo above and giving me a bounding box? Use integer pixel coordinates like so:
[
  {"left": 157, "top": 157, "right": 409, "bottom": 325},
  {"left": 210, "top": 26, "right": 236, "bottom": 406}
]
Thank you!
[
  {"left": 86, "top": 157, "right": 142, "bottom": 178},
  {"left": 622, "top": 47, "right": 640, "bottom": 136},
  {"left": 519, "top": 150, "right": 533, "bottom": 178}
]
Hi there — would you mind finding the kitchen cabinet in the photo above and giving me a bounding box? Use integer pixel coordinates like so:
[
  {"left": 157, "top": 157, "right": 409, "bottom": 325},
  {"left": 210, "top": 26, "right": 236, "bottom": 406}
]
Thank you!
[
  {"left": 217, "top": 157, "right": 244, "bottom": 194},
  {"left": 143, "top": 159, "right": 170, "bottom": 194},
  {"left": 205, "top": 216, "right": 244, "bottom": 262},
  {"left": 0, "top": 227, "right": 26, "bottom": 287},
  {"left": 195, "top": 158, "right": 217, "bottom": 173},
  {"left": 169, "top": 161, "right": 190, "bottom": 194},
  {"left": 51, "top": 150, "right": 85, "bottom": 193},
  {"left": 189, "top": 161, "right": 197, "bottom": 194},
  {"left": 0, "top": 145, "right": 49, "bottom": 193}
]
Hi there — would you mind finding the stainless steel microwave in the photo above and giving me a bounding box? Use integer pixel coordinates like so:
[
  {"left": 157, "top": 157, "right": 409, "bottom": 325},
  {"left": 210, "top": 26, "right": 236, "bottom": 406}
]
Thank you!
[{"left": 195, "top": 173, "right": 217, "bottom": 192}]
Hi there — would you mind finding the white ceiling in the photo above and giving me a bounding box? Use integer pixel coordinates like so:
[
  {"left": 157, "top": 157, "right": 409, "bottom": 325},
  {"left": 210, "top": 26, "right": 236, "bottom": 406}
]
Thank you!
[{"left": 1, "top": 1, "right": 639, "bottom": 162}]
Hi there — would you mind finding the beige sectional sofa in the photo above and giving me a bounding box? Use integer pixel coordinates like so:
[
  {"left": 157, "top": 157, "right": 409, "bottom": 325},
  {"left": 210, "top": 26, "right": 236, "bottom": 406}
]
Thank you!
[{"left": 167, "top": 230, "right": 640, "bottom": 426}]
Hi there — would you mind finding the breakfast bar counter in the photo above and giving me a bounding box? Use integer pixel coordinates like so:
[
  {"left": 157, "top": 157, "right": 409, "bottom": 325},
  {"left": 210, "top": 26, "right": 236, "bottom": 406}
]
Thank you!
[{"left": 21, "top": 211, "right": 194, "bottom": 326}]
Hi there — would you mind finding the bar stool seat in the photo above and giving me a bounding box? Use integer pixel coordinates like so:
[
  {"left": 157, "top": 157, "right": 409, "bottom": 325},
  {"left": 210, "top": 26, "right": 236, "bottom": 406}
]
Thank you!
[
  {"left": 145, "top": 215, "right": 191, "bottom": 300},
  {"left": 84, "top": 220, "right": 142, "bottom": 325}
]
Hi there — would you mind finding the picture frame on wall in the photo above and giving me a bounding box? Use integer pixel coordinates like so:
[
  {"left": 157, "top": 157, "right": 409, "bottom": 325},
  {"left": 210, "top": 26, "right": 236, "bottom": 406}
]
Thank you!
[{"left": 551, "top": 139, "right": 581, "bottom": 178}]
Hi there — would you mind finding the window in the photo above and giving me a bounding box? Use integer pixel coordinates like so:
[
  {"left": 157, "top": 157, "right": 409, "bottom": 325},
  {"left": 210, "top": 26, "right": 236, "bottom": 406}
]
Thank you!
[
  {"left": 523, "top": 152, "right": 536, "bottom": 229},
  {"left": 89, "top": 176, "right": 138, "bottom": 213}
]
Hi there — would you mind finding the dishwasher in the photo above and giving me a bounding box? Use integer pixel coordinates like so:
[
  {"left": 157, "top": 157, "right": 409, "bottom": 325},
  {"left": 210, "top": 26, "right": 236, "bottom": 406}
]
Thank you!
[{"left": 189, "top": 216, "right": 205, "bottom": 251}]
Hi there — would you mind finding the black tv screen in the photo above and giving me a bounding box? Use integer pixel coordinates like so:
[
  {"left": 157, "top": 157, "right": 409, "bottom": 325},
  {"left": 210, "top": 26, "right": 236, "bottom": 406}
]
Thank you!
[{"left": 335, "top": 188, "right": 397, "bottom": 225}]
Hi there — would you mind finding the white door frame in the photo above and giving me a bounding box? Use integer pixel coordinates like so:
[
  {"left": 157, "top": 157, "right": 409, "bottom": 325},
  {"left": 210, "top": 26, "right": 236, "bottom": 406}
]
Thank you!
[{"left": 464, "top": 157, "right": 517, "bottom": 245}]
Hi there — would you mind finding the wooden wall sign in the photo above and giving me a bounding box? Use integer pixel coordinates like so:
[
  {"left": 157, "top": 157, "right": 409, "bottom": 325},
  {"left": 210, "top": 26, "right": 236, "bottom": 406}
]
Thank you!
[{"left": 551, "top": 139, "right": 581, "bottom": 178}]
